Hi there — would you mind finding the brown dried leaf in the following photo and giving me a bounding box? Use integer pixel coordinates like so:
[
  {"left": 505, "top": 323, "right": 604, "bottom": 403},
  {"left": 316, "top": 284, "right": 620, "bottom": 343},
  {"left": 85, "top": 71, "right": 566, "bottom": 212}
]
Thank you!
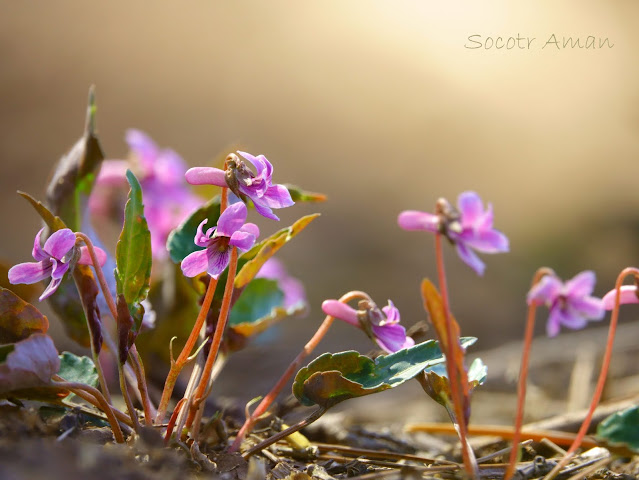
[{"left": 0, "top": 287, "right": 49, "bottom": 343}]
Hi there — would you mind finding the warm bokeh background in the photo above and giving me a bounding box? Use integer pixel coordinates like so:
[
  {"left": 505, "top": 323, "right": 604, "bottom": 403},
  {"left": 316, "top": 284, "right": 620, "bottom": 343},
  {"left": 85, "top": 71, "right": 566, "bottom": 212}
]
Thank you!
[{"left": 2, "top": 1, "right": 639, "bottom": 405}]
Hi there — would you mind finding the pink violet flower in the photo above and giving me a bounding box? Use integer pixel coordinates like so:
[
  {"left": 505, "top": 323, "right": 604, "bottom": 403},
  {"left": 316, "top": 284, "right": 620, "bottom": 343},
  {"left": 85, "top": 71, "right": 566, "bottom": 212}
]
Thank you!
[
  {"left": 527, "top": 270, "right": 605, "bottom": 337},
  {"left": 8, "top": 228, "right": 107, "bottom": 301},
  {"left": 89, "top": 129, "right": 202, "bottom": 260},
  {"left": 181, "top": 202, "right": 259, "bottom": 279},
  {"left": 602, "top": 285, "right": 639, "bottom": 310},
  {"left": 185, "top": 151, "right": 294, "bottom": 221},
  {"left": 321, "top": 298, "right": 414, "bottom": 353},
  {"left": 398, "top": 191, "right": 509, "bottom": 276}
]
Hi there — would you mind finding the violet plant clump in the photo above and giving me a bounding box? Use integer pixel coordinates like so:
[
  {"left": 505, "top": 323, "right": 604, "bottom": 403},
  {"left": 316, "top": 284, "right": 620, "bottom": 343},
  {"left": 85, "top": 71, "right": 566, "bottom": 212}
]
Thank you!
[{"left": 9, "top": 89, "right": 639, "bottom": 480}]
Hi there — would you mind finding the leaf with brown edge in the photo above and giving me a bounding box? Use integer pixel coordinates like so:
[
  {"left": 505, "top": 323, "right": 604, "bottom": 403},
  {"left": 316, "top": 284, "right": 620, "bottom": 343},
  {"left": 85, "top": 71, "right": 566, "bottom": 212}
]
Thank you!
[
  {"left": 420, "top": 278, "right": 471, "bottom": 423},
  {"left": 0, "top": 287, "right": 49, "bottom": 343},
  {"left": 45, "top": 87, "right": 104, "bottom": 231},
  {"left": 0, "top": 334, "right": 60, "bottom": 396},
  {"left": 235, "top": 214, "right": 319, "bottom": 290},
  {"left": 284, "top": 184, "right": 327, "bottom": 203}
]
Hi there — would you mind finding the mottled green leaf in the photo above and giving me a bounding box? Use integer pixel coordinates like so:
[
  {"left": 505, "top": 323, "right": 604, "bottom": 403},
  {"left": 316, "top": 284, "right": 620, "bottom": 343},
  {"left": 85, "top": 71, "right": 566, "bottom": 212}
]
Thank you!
[
  {"left": 45, "top": 87, "right": 104, "bottom": 231},
  {"left": 229, "top": 278, "right": 284, "bottom": 327},
  {"left": 0, "top": 287, "right": 49, "bottom": 343},
  {"left": 293, "top": 338, "right": 477, "bottom": 409},
  {"left": 284, "top": 184, "right": 327, "bottom": 203},
  {"left": 57, "top": 352, "right": 98, "bottom": 403},
  {"left": 597, "top": 405, "right": 639, "bottom": 452},
  {"left": 421, "top": 358, "right": 487, "bottom": 408},
  {"left": 166, "top": 195, "right": 220, "bottom": 264},
  {"left": 114, "top": 171, "right": 151, "bottom": 359}
]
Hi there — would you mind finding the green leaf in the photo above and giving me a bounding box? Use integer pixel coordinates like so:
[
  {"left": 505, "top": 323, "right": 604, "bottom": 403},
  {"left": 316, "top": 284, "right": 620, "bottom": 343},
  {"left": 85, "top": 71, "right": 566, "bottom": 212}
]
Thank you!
[
  {"left": 597, "top": 405, "right": 639, "bottom": 452},
  {"left": 115, "top": 170, "right": 152, "bottom": 320},
  {"left": 18, "top": 192, "right": 67, "bottom": 233},
  {"left": 166, "top": 195, "right": 221, "bottom": 264},
  {"left": 0, "top": 287, "right": 49, "bottom": 343},
  {"left": 44, "top": 86, "right": 104, "bottom": 232},
  {"left": 229, "top": 278, "right": 284, "bottom": 327},
  {"left": 57, "top": 352, "right": 98, "bottom": 403},
  {"left": 284, "top": 184, "right": 327, "bottom": 203},
  {"left": 422, "top": 358, "right": 487, "bottom": 408},
  {"left": 293, "top": 338, "right": 477, "bottom": 409},
  {"left": 235, "top": 214, "right": 319, "bottom": 289}
]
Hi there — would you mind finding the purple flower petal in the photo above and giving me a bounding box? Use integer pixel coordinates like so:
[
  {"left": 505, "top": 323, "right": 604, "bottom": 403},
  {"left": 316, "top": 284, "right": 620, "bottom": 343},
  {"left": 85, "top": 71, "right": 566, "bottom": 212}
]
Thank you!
[
  {"left": 154, "top": 149, "right": 189, "bottom": 185},
  {"left": 545, "top": 307, "right": 563, "bottom": 337},
  {"left": 40, "top": 276, "right": 63, "bottom": 301},
  {"left": 321, "top": 300, "right": 359, "bottom": 326},
  {"left": 564, "top": 271, "right": 596, "bottom": 298},
  {"left": 527, "top": 275, "right": 563, "bottom": 306},
  {"left": 260, "top": 184, "right": 294, "bottom": 209},
  {"left": 238, "top": 151, "right": 272, "bottom": 180},
  {"left": 216, "top": 202, "right": 247, "bottom": 238},
  {"left": 239, "top": 223, "right": 260, "bottom": 239},
  {"left": 31, "top": 228, "right": 48, "bottom": 261},
  {"left": 181, "top": 249, "right": 209, "bottom": 278},
  {"left": 50, "top": 259, "right": 70, "bottom": 281},
  {"left": 43, "top": 229, "right": 76, "bottom": 260},
  {"left": 126, "top": 129, "right": 158, "bottom": 172},
  {"left": 372, "top": 323, "right": 413, "bottom": 353},
  {"left": 8, "top": 261, "right": 53, "bottom": 285},
  {"left": 556, "top": 306, "right": 589, "bottom": 331},
  {"left": 455, "top": 242, "right": 486, "bottom": 276},
  {"left": 602, "top": 285, "right": 639, "bottom": 310},
  {"left": 256, "top": 258, "right": 306, "bottom": 309},
  {"left": 194, "top": 219, "right": 214, "bottom": 247},
  {"left": 185, "top": 167, "right": 227, "bottom": 187},
  {"left": 229, "top": 230, "right": 257, "bottom": 252},
  {"left": 397, "top": 211, "right": 439, "bottom": 232},
  {"left": 458, "top": 229, "right": 509, "bottom": 253},
  {"left": 78, "top": 246, "right": 107, "bottom": 267},
  {"left": 381, "top": 300, "right": 400, "bottom": 324},
  {"left": 252, "top": 199, "right": 279, "bottom": 221},
  {"left": 569, "top": 296, "right": 605, "bottom": 320},
  {"left": 95, "top": 160, "right": 129, "bottom": 186},
  {"left": 205, "top": 242, "right": 232, "bottom": 278},
  {"left": 458, "top": 191, "right": 484, "bottom": 225}
]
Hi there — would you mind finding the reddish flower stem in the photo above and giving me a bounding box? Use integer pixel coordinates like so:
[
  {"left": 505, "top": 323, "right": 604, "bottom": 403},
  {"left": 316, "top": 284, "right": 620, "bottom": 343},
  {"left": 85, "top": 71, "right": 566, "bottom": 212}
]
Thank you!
[
  {"left": 128, "top": 345, "right": 155, "bottom": 425},
  {"left": 504, "top": 267, "right": 555, "bottom": 480},
  {"left": 156, "top": 276, "right": 218, "bottom": 423},
  {"left": 185, "top": 246, "right": 239, "bottom": 431},
  {"left": 434, "top": 233, "right": 477, "bottom": 478},
  {"left": 542, "top": 267, "right": 639, "bottom": 480},
  {"left": 164, "top": 397, "right": 187, "bottom": 444},
  {"left": 228, "top": 290, "right": 372, "bottom": 453},
  {"left": 51, "top": 376, "right": 125, "bottom": 443}
]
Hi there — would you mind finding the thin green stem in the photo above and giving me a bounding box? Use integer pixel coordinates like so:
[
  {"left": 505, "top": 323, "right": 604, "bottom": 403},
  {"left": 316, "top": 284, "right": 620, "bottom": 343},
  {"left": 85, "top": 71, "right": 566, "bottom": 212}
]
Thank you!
[
  {"left": 128, "top": 345, "right": 155, "bottom": 425},
  {"left": 228, "top": 290, "right": 372, "bottom": 453},
  {"left": 156, "top": 276, "right": 218, "bottom": 423},
  {"left": 434, "top": 233, "right": 477, "bottom": 479},
  {"left": 118, "top": 362, "right": 141, "bottom": 433},
  {"left": 504, "top": 267, "right": 555, "bottom": 480},
  {"left": 542, "top": 267, "right": 639, "bottom": 480}
]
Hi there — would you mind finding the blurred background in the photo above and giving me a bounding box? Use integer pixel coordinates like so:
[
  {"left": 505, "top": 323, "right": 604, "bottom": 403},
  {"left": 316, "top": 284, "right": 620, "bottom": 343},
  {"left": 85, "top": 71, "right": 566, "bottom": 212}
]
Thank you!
[{"left": 2, "top": 1, "right": 639, "bottom": 409}]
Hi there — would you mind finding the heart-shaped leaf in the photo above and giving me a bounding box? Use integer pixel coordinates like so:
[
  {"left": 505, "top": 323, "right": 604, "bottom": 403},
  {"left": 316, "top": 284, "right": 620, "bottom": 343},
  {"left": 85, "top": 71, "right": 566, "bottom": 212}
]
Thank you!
[
  {"left": 114, "top": 170, "right": 152, "bottom": 360},
  {"left": 166, "top": 195, "right": 221, "bottom": 264},
  {"left": 293, "top": 338, "right": 477, "bottom": 409},
  {"left": 597, "top": 405, "right": 639, "bottom": 452},
  {"left": 0, "top": 334, "right": 60, "bottom": 396},
  {"left": 0, "top": 287, "right": 49, "bottom": 343},
  {"left": 229, "top": 278, "right": 284, "bottom": 327},
  {"left": 57, "top": 352, "right": 98, "bottom": 403}
]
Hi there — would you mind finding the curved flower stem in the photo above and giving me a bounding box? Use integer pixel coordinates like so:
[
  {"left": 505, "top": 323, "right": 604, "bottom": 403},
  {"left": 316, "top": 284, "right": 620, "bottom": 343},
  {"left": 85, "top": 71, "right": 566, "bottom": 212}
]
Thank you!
[
  {"left": 185, "top": 246, "right": 239, "bottom": 431},
  {"left": 75, "top": 232, "right": 118, "bottom": 320},
  {"left": 504, "top": 267, "right": 556, "bottom": 480},
  {"left": 434, "top": 233, "right": 477, "bottom": 479},
  {"left": 228, "top": 290, "right": 372, "bottom": 453},
  {"left": 541, "top": 267, "right": 639, "bottom": 480},
  {"left": 51, "top": 376, "right": 125, "bottom": 443},
  {"left": 242, "top": 407, "right": 327, "bottom": 459},
  {"left": 71, "top": 271, "right": 112, "bottom": 404},
  {"left": 128, "top": 345, "right": 155, "bottom": 425},
  {"left": 156, "top": 277, "right": 219, "bottom": 423},
  {"left": 189, "top": 353, "right": 228, "bottom": 441}
]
